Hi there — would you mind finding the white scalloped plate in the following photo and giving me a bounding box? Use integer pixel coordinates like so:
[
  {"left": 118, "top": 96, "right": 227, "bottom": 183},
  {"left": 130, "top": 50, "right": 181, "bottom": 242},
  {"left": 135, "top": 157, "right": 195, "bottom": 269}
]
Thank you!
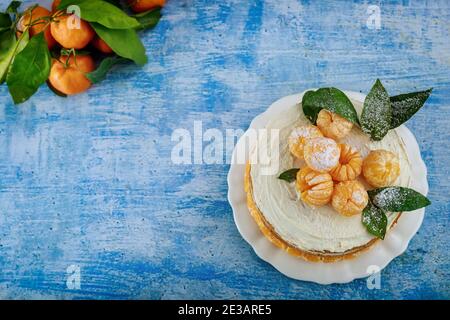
[{"left": 227, "top": 91, "right": 428, "bottom": 284}]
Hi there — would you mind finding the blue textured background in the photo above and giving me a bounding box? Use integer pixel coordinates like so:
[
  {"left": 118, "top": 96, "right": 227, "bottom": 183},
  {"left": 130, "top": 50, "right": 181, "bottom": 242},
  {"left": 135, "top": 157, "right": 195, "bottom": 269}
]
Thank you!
[{"left": 0, "top": 0, "right": 449, "bottom": 299}]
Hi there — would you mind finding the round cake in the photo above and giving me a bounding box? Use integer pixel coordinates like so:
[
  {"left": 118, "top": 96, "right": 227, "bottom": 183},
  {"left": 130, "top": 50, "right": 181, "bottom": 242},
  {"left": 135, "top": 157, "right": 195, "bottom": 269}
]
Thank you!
[{"left": 244, "top": 98, "right": 412, "bottom": 262}]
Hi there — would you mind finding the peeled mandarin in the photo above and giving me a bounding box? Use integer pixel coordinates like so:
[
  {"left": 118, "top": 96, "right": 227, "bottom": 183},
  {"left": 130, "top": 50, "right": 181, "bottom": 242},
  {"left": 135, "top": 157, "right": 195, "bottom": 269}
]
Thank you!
[
  {"left": 288, "top": 125, "right": 323, "bottom": 160},
  {"left": 362, "top": 150, "right": 400, "bottom": 187},
  {"left": 332, "top": 180, "right": 369, "bottom": 216},
  {"left": 303, "top": 137, "right": 340, "bottom": 173},
  {"left": 330, "top": 144, "right": 363, "bottom": 181},
  {"left": 296, "top": 167, "right": 334, "bottom": 207},
  {"left": 317, "top": 109, "right": 353, "bottom": 140}
]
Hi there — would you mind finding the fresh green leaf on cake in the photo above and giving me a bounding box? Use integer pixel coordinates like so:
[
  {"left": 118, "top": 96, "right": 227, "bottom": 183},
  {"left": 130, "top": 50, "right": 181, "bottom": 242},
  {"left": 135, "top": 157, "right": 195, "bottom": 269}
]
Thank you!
[
  {"left": 361, "top": 79, "right": 392, "bottom": 141},
  {"left": 368, "top": 187, "right": 431, "bottom": 212},
  {"left": 278, "top": 168, "right": 300, "bottom": 183},
  {"left": 302, "top": 87, "right": 359, "bottom": 125},
  {"left": 389, "top": 88, "right": 432, "bottom": 129},
  {"left": 362, "top": 201, "right": 388, "bottom": 239}
]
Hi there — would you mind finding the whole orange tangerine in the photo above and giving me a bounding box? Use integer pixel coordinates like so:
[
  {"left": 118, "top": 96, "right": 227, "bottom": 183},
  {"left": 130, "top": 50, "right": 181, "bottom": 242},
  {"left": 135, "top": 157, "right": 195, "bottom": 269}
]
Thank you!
[{"left": 48, "top": 54, "right": 95, "bottom": 95}]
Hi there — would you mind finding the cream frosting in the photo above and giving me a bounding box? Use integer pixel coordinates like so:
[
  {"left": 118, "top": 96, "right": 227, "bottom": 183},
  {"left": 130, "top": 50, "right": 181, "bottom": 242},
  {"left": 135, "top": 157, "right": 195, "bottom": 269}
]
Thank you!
[{"left": 249, "top": 99, "right": 411, "bottom": 253}]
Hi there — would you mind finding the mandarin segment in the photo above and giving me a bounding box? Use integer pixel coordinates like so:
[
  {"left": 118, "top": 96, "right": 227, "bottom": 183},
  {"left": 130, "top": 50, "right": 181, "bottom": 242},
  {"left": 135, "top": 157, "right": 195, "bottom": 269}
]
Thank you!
[
  {"left": 332, "top": 181, "right": 369, "bottom": 216},
  {"left": 317, "top": 109, "right": 353, "bottom": 140},
  {"left": 362, "top": 150, "right": 400, "bottom": 187},
  {"left": 288, "top": 125, "right": 323, "bottom": 160},
  {"left": 296, "top": 167, "right": 334, "bottom": 207},
  {"left": 303, "top": 137, "right": 340, "bottom": 173},
  {"left": 330, "top": 144, "right": 363, "bottom": 181}
]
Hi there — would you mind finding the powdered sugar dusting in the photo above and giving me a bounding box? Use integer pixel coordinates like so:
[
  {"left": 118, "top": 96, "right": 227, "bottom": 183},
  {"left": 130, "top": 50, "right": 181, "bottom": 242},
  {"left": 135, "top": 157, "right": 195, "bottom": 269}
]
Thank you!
[
  {"left": 290, "top": 127, "right": 311, "bottom": 139},
  {"left": 308, "top": 174, "right": 329, "bottom": 186},
  {"left": 352, "top": 190, "right": 365, "bottom": 204},
  {"left": 305, "top": 137, "right": 340, "bottom": 171},
  {"left": 372, "top": 188, "right": 402, "bottom": 208}
]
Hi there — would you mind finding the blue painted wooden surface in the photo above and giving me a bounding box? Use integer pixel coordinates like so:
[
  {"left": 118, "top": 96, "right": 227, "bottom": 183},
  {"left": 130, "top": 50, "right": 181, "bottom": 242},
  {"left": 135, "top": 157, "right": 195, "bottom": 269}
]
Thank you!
[{"left": 0, "top": 0, "right": 449, "bottom": 299}]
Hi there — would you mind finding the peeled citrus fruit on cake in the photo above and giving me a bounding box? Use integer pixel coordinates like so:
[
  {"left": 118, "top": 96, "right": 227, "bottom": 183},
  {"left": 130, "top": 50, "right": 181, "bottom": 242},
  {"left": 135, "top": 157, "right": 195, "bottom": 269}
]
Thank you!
[
  {"left": 330, "top": 143, "right": 363, "bottom": 181},
  {"left": 296, "top": 167, "right": 334, "bottom": 207},
  {"left": 332, "top": 180, "right": 369, "bottom": 216},
  {"left": 316, "top": 109, "right": 353, "bottom": 140},
  {"left": 362, "top": 150, "right": 400, "bottom": 187},
  {"left": 288, "top": 125, "right": 323, "bottom": 160},
  {"left": 303, "top": 137, "right": 340, "bottom": 173}
]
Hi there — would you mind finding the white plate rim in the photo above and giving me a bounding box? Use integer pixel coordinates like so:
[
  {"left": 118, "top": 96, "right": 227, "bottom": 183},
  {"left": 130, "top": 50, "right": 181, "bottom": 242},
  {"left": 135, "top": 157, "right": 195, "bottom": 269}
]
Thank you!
[{"left": 227, "top": 90, "right": 428, "bottom": 284}]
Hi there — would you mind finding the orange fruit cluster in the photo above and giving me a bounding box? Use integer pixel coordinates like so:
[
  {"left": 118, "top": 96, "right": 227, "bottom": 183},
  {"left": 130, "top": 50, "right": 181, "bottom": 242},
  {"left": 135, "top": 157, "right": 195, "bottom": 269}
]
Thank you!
[
  {"left": 291, "top": 109, "right": 400, "bottom": 216},
  {"left": 17, "top": 0, "right": 165, "bottom": 96}
]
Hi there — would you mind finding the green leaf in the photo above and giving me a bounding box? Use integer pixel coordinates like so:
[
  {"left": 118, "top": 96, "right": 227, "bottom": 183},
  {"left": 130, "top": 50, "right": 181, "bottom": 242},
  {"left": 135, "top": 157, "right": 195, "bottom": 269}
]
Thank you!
[
  {"left": 368, "top": 187, "right": 431, "bottom": 212},
  {"left": 361, "top": 79, "right": 392, "bottom": 141},
  {"left": 91, "top": 22, "right": 147, "bottom": 65},
  {"left": 105, "top": 0, "right": 123, "bottom": 8},
  {"left": 86, "top": 56, "right": 128, "bottom": 84},
  {"left": 58, "top": 0, "right": 84, "bottom": 9},
  {"left": 362, "top": 201, "right": 388, "bottom": 240},
  {"left": 0, "top": 12, "right": 12, "bottom": 32},
  {"left": 301, "top": 87, "right": 359, "bottom": 125},
  {"left": 0, "top": 30, "right": 15, "bottom": 83},
  {"left": 61, "top": 0, "right": 140, "bottom": 29},
  {"left": 278, "top": 168, "right": 300, "bottom": 183},
  {"left": 389, "top": 88, "right": 432, "bottom": 129},
  {"left": 6, "top": 32, "right": 51, "bottom": 104},
  {"left": 134, "top": 8, "right": 161, "bottom": 30},
  {"left": 6, "top": 1, "right": 21, "bottom": 14},
  {"left": 0, "top": 29, "right": 28, "bottom": 84},
  {"left": 59, "top": 0, "right": 122, "bottom": 9}
]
